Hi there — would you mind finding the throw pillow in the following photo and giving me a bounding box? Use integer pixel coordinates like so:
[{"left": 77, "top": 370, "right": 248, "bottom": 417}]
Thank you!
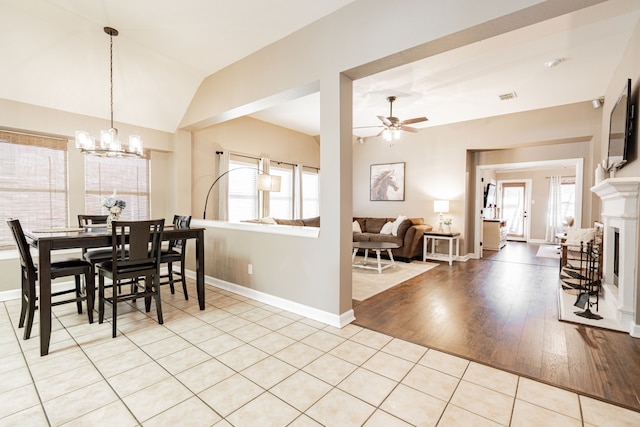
[
  {"left": 392, "top": 215, "right": 408, "bottom": 236},
  {"left": 565, "top": 227, "right": 596, "bottom": 245},
  {"left": 352, "top": 220, "right": 362, "bottom": 233},
  {"left": 380, "top": 221, "right": 394, "bottom": 235}
]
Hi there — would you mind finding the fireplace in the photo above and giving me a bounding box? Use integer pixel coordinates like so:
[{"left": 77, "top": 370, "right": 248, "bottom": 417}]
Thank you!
[{"left": 592, "top": 177, "right": 640, "bottom": 337}]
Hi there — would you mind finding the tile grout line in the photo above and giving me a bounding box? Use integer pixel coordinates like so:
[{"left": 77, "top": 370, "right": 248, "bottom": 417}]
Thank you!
[{"left": 1, "top": 301, "right": 53, "bottom": 427}]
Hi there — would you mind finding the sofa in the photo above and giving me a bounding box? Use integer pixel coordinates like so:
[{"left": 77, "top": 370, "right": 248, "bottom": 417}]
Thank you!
[
  {"left": 269, "top": 216, "right": 320, "bottom": 227},
  {"left": 251, "top": 215, "right": 431, "bottom": 262},
  {"left": 353, "top": 216, "right": 432, "bottom": 262}
]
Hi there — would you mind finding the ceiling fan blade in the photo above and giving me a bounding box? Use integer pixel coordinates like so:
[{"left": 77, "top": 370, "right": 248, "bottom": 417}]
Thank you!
[
  {"left": 353, "top": 125, "right": 384, "bottom": 129},
  {"left": 376, "top": 128, "right": 386, "bottom": 137},
  {"left": 401, "top": 117, "right": 428, "bottom": 125},
  {"left": 377, "top": 115, "right": 393, "bottom": 127},
  {"left": 400, "top": 125, "right": 419, "bottom": 133}
]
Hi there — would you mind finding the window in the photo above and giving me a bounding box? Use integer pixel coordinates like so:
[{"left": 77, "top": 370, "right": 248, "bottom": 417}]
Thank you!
[
  {"left": 269, "top": 164, "right": 294, "bottom": 219},
  {"left": 0, "top": 132, "right": 68, "bottom": 250},
  {"left": 84, "top": 154, "right": 150, "bottom": 220},
  {"left": 223, "top": 153, "right": 320, "bottom": 222},
  {"left": 228, "top": 156, "right": 260, "bottom": 222},
  {"left": 301, "top": 167, "right": 320, "bottom": 218}
]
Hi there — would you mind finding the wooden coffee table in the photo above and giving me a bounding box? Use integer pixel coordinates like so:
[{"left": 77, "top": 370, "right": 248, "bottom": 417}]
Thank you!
[{"left": 352, "top": 241, "right": 400, "bottom": 273}]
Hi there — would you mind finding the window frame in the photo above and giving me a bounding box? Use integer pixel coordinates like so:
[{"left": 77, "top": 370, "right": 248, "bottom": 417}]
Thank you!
[
  {"left": 83, "top": 153, "right": 151, "bottom": 220},
  {"left": 0, "top": 131, "right": 69, "bottom": 250}
]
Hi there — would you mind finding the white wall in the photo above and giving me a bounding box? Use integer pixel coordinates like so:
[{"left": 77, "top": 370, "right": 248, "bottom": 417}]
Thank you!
[{"left": 353, "top": 102, "right": 602, "bottom": 254}]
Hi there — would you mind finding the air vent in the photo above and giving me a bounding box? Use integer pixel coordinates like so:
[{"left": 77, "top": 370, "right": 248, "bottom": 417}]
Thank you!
[{"left": 498, "top": 92, "right": 518, "bottom": 101}]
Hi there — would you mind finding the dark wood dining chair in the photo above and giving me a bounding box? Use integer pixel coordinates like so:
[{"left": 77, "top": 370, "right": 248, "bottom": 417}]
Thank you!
[
  {"left": 77, "top": 214, "right": 112, "bottom": 265},
  {"left": 96, "top": 219, "right": 165, "bottom": 338},
  {"left": 6, "top": 218, "right": 95, "bottom": 340},
  {"left": 77, "top": 214, "right": 109, "bottom": 227},
  {"left": 160, "top": 215, "right": 192, "bottom": 300}
]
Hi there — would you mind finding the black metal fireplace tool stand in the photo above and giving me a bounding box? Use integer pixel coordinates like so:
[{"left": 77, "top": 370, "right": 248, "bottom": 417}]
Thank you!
[{"left": 568, "top": 241, "right": 603, "bottom": 320}]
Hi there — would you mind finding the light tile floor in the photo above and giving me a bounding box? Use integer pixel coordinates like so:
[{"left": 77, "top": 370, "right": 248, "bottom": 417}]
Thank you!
[{"left": 1, "top": 280, "right": 640, "bottom": 427}]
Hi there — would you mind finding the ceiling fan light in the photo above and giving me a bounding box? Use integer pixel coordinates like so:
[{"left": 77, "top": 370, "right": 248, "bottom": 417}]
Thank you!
[
  {"left": 392, "top": 129, "right": 401, "bottom": 140},
  {"left": 383, "top": 129, "right": 392, "bottom": 141}
]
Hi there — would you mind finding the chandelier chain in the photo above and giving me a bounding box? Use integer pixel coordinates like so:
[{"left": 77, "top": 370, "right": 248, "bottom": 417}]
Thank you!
[{"left": 109, "top": 31, "right": 114, "bottom": 129}]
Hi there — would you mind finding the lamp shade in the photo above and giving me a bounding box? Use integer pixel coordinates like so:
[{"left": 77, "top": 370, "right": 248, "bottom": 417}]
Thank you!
[
  {"left": 434, "top": 200, "right": 449, "bottom": 213},
  {"left": 257, "top": 174, "right": 281, "bottom": 192}
]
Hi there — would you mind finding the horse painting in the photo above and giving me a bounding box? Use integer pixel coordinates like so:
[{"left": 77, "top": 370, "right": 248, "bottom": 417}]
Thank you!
[{"left": 370, "top": 163, "right": 405, "bottom": 201}]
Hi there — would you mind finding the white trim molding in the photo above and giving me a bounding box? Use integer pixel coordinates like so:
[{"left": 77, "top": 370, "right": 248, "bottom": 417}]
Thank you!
[{"left": 184, "top": 269, "right": 354, "bottom": 328}]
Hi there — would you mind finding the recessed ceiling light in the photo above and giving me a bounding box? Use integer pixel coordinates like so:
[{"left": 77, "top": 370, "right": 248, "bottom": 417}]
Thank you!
[{"left": 544, "top": 58, "right": 565, "bottom": 68}]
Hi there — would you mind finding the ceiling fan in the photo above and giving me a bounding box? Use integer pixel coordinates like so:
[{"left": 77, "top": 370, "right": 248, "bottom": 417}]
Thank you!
[{"left": 355, "top": 96, "right": 428, "bottom": 141}]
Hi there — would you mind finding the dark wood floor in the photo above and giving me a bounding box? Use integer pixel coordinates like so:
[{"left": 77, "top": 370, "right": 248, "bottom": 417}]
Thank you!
[{"left": 353, "top": 241, "right": 640, "bottom": 412}]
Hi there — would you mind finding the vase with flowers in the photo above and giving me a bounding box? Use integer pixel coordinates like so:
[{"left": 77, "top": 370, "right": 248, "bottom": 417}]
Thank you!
[
  {"left": 443, "top": 218, "right": 453, "bottom": 233},
  {"left": 103, "top": 193, "right": 126, "bottom": 229}
]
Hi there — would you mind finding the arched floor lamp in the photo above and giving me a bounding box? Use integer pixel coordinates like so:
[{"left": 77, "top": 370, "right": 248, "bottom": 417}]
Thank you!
[{"left": 202, "top": 167, "right": 281, "bottom": 219}]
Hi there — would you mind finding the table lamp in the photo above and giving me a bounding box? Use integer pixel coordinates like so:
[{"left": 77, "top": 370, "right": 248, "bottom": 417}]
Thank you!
[{"left": 434, "top": 200, "right": 449, "bottom": 232}]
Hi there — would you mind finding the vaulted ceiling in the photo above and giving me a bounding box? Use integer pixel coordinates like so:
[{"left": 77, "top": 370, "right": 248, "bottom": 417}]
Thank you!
[
  {"left": 1, "top": 0, "right": 640, "bottom": 139},
  {"left": 0, "top": 0, "right": 356, "bottom": 132}
]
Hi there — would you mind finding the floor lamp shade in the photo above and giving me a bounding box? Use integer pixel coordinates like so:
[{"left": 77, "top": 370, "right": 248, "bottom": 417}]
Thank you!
[{"left": 257, "top": 174, "right": 281, "bottom": 192}]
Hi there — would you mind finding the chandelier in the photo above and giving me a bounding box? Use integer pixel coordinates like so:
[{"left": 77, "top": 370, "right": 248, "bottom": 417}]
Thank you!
[{"left": 75, "top": 27, "right": 143, "bottom": 158}]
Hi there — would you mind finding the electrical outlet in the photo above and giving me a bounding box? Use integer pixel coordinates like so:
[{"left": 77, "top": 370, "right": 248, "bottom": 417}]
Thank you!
[{"left": 248, "top": 264, "right": 253, "bottom": 275}]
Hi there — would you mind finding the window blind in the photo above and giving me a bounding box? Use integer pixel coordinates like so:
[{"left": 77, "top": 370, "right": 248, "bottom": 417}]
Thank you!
[
  {"left": 84, "top": 154, "right": 150, "bottom": 220},
  {"left": 228, "top": 156, "right": 260, "bottom": 222},
  {"left": 0, "top": 132, "right": 68, "bottom": 249}
]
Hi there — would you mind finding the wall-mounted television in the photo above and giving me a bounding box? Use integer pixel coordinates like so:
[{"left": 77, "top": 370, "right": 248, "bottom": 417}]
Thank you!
[{"left": 607, "top": 78, "right": 635, "bottom": 171}]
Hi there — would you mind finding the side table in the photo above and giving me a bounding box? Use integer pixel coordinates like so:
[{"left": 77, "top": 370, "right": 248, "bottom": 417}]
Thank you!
[{"left": 423, "top": 231, "right": 460, "bottom": 266}]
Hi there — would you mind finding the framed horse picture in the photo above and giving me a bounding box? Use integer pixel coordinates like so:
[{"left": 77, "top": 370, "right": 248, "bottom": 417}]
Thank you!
[{"left": 370, "top": 162, "right": 405, "bottom": 201}]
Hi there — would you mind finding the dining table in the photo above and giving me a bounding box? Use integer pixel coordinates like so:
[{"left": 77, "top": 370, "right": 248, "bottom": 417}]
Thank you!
[{"left": 23, "top": 224, "right": 205, "bottom": 356}]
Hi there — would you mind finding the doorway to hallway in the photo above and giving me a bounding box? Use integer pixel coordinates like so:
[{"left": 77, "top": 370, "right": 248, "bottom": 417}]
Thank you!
[{"left": 498, "top": 180, "right": 530, "bottom": 242}]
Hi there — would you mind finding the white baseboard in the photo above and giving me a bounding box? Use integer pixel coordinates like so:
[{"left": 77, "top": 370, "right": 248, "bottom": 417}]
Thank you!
[
  {"left": 0, "top": 269, "right": 355, "bottom": 329},
  {"left": 184, "top": 270, "right": 354, "bottom": 328},
  {"left": 0, "top": 288, "right": 20, "bottom": 302}
]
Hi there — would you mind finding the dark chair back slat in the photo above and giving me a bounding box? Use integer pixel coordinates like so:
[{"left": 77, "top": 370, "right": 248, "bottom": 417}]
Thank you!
[
  {"left": 6, "top": 219, "right": 36, "bottom": 276},
  {"left": 77, "top": 215, "right": 108, "bottom": 227},
  {"left": 168, "top": 215, "right": 192, "bottom": 252},
  {"left": 160, "top": 215, "right": 192, "bottom": 300}
]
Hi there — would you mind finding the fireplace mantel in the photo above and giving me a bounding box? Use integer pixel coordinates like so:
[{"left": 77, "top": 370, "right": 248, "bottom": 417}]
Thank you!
[{"left": 591, "top": 177, "right": 640, "bottom": 337}]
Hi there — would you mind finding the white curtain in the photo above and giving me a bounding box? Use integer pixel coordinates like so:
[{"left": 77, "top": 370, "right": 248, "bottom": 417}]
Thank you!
[
  {"left": 260, "top": 157, "right": 271, "bottom": 218},
  {"left": 217, "top": 151, "right": 230, "bottom": 221},
  {"left": 545, "top": 175, "right": 563, "bottom": 242},
  {"left": 294, "top": 164, "right": 302, "bottom": 219}
]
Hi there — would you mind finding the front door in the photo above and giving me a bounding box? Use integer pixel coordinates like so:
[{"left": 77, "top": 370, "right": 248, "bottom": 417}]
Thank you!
[{"left": 500, "top": 181, "right": 530, "bottom": 241}]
